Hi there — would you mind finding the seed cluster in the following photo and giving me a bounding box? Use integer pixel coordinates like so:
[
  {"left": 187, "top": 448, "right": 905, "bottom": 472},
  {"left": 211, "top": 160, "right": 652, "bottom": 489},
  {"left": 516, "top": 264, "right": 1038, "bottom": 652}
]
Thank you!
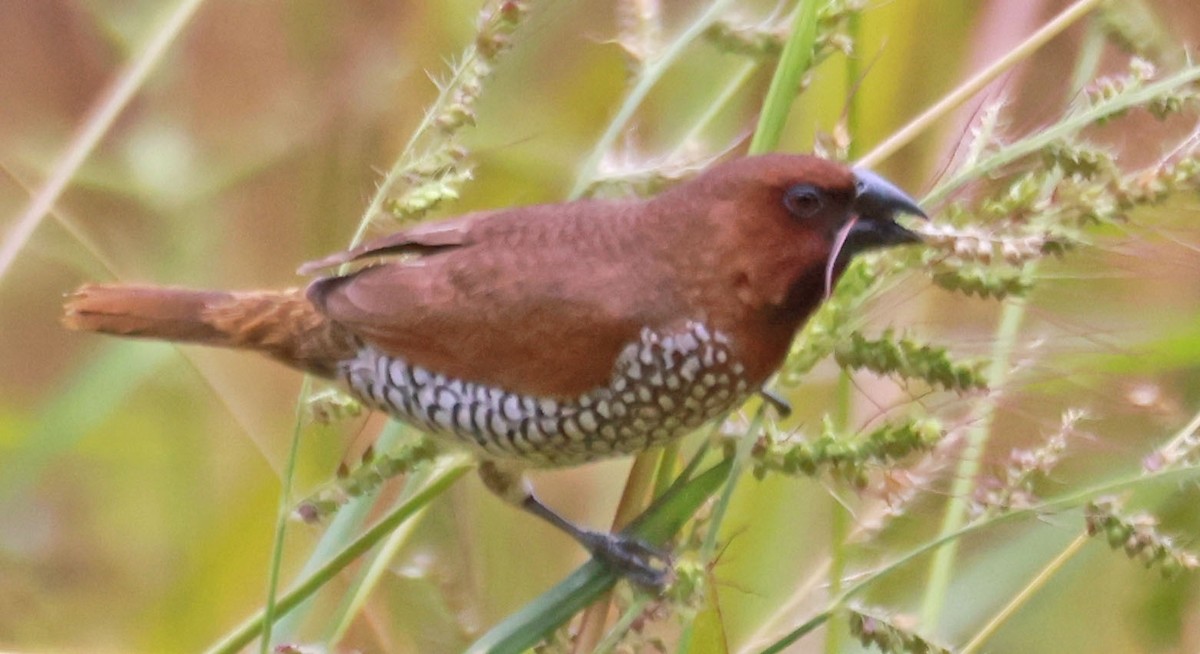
[{"left": 342, "top": 322, "right": 749, "bottom": 466}]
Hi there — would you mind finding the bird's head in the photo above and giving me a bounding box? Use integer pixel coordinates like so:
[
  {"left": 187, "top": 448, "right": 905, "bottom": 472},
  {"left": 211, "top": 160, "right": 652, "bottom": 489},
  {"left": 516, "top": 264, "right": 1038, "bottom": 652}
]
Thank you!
[{"left": 660, "top": 154, "right": 926, "bottom": 316}]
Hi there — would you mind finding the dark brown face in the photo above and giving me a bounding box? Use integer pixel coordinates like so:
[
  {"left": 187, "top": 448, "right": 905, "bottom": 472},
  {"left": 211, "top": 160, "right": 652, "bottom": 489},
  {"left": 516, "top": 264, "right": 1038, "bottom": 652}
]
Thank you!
[
  {"left": 768, "top": 161, "right": 926, "bottom": 321},
  {"left": 698, "top": 155, "right": 926, "bottom": 309},
  {"left": 768, "top": 160, "right": 925, "bottom": 264},
  {"left": 681, "top": 154, "right": 925, "bottom": 257},
  {"left": 655, "top": 154, "right": 926, "bottom": 385}
]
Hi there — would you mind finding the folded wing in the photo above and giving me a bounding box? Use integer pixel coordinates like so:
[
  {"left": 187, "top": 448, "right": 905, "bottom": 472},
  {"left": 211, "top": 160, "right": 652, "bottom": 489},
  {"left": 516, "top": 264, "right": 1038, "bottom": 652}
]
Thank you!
[{"left": 305, "top": 202, "right": 681, "bottom": 399}]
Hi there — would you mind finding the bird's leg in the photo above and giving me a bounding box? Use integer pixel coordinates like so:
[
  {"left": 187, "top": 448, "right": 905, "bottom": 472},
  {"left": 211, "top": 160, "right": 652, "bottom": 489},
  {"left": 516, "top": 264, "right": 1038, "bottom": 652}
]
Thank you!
[{"left": 478, "top": 461, "right": 672, "bottom": 590}]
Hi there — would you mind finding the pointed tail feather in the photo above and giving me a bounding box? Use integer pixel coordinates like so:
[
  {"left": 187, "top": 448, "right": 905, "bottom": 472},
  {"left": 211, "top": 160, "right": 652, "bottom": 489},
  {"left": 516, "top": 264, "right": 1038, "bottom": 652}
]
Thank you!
[
  {"left": 63, "top": 284, "right": 232, "bottom": 343},
  {"left": 63, "top": 284, "right": 356, "bottom": 377}
]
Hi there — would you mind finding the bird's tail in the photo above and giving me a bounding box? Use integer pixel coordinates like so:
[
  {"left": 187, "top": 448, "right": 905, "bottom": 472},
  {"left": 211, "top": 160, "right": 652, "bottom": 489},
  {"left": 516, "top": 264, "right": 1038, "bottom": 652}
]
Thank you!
[{"left": 62, "top": 283, "right": 357, "bottom": 377}]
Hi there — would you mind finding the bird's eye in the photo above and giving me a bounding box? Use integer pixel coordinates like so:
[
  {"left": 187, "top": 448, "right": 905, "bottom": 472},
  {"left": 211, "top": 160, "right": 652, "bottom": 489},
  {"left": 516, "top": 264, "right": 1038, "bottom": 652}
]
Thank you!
[{"left": 784, "top": 184, "right": 824, "bottom": 218}]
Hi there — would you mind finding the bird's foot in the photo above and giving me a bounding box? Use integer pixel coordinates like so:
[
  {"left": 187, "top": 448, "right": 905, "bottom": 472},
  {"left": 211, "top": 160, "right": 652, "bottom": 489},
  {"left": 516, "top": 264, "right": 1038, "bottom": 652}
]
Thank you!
[{"left": 578, "top": 530, "right": 674, "bottom": 591}]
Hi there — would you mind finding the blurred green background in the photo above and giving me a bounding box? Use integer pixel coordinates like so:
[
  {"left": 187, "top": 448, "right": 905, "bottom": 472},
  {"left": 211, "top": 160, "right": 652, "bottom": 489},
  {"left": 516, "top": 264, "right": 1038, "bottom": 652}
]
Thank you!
[{"left": 3, "top": 0, "right": 1200, "bottom": 652}]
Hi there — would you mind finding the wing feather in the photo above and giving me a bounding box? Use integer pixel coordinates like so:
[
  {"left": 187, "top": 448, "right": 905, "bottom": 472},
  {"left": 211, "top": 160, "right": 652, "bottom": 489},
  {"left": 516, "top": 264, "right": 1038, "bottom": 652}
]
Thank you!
[{"left": 305, "top": 201, "right": 682, "bottom": 398}]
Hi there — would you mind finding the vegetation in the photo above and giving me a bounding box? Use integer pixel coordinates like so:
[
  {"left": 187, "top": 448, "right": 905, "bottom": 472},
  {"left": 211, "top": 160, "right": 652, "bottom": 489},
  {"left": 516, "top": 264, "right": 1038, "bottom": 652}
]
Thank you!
[{"left": 3, "top": 1, "right": 1200, "bottom": 652}]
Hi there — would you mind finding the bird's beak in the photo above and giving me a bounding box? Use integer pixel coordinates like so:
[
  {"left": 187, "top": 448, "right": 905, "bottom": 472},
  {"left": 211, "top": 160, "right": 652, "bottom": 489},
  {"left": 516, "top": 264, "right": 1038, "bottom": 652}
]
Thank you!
[{"left": 844, "top": 167, "right": 927, "bottom": 252}]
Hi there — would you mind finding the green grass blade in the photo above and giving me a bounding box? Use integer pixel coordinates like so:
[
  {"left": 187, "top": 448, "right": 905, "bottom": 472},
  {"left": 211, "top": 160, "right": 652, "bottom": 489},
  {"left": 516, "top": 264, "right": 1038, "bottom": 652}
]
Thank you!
[
  {"left": 0, "top": 0, "right": 206, "bottom": 283},
  {"left": 259, "top": 378, "right": 312, "bottom": 653},
  {"left": 1, "top": 341, "right": 171, "bottom": 500},
  {"left": 204, "top": 453, "right": 472, "bottom": 654},
  {"left": 465, "top": 457, "right": 734, "bottom": 654},
  {"left": 748, "top": 0, "right": 820, "bottom": 155},
  {"left": 270, "top": 421, "right": 410, "bottom": 638},
  {"left": 569, "top": 0, "right": 737, "bottom": 198}
]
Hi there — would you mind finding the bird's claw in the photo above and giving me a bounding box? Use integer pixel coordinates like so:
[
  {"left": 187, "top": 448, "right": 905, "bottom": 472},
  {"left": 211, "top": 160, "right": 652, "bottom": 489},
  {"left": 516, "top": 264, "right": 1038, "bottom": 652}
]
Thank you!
[{"left": 580, "top": 531, "right": 674, "bottom": 591}]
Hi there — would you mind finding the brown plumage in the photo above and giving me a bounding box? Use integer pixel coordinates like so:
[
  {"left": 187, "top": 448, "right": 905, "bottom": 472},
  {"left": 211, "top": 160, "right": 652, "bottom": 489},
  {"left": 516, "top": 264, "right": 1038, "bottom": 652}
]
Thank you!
[
  {"left": 64, "top": 285, "right": 357, "bottom": 377},
  {"left": 63, "top": 154, "right": 925, "bottom": 586}
]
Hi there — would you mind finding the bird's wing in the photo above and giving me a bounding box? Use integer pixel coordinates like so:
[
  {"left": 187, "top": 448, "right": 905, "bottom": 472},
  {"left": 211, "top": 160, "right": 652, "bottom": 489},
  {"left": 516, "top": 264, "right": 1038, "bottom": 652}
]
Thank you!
[
  {"left": 304, "top": 202, "right": 680, "bottom": 399},
  {"left": 296, "top": 213, "right": 490, "bottom": 274}
]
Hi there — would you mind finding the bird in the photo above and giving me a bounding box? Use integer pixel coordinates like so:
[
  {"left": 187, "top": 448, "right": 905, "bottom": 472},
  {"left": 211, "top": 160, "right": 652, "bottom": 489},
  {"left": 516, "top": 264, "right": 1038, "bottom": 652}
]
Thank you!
[{"left": 62, "top": 154, "right": 925, "bottom": 588}]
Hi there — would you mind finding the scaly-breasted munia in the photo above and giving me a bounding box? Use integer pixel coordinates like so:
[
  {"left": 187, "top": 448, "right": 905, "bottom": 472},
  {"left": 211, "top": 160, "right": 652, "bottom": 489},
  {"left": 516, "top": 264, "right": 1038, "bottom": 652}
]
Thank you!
[{"left": 63, "top": 154, "right": 925, "bottom": 587}]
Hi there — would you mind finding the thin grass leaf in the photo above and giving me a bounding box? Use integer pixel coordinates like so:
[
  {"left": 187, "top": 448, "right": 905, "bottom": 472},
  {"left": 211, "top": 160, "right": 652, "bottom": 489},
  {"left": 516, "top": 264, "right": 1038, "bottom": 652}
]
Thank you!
[
  {"left": 260, "top": 378, "right": 313, "bottom": 653},
  {"left": 858, "top": 0, "right": 1107, "bottom": 169},
  {"left": 0, "top": 0, "right": 206, "bottom": 283},
  {"left": 761, "top": 461, "right": 1200, "bottom": 653},
  {"left": 270, "top": 422, "right": 410, "bottom": 638},
  {"left": 748, "top": 0, "right": 820, "bottom": 154},
  {"left": 570, "top": 0, "right": 738, "bottom": 198},
  {"left": 464, "top": 457, "right": 733, "bottom": 654},
  {"left": 924, "top": 63, "right": 1200, "bottom": 205},
  {"left": 1, "top": 341, "right": 171, "bottom": 500},
  {"left": 204, "top": 454, "right": 473, "bottom": 654}
]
